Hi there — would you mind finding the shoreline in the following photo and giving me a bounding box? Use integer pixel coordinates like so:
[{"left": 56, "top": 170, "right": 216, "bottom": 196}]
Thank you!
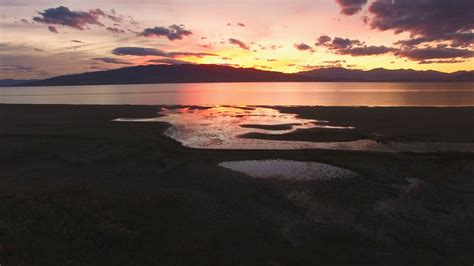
[{"left": 4, "top": 80, "right": 474, "bottom": 88}]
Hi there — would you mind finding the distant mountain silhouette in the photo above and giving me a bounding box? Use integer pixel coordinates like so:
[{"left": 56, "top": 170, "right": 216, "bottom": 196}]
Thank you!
[
  {"left": 298, "top": 67, "right": 474, "bottom": 82},
  {"left": 0, "top": 79, "right": 38, "bottom": 87},
  {"left": 16, "top": 64, "right": 474, "bottom": 86},
  {"left": 20, "top": 64, "right": 309, "bottom": 86}
]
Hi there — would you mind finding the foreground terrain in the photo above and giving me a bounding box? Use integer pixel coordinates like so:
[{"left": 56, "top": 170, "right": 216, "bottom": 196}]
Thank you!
[{"left": 0, "top": 104, "right": 473, "bottom": 265}]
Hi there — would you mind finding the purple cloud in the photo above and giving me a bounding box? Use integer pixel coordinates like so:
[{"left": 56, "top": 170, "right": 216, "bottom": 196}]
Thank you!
[
  {"left": 418, "top": 59, "right": 467, "bottom": 64},
  {"left": 395, "top": 47, "right": 474, "bottom": 60},
  {"left": 316, "top": 35, "right": 394, "bottom": 56},
  {"left": 368, "top": 0, "right": 474, "bottom": 47},
  {"left": 48, "top": 25, "right": 58, "bottom": 33},
  {"left": 106, "top": 27, "right": 125, "bottom": 34},
  {"left": 33, "top": 6, "right": 105, "bottom": 30},
  {"left": 140, "top": 25, "right": 192, "bottom": 41},
  {"left": 316, "top": 35, "right": 332, "bottom": 45},
  {"left": 335, "top": 0, "right": 368, "bottom": 15},
  {"left": 294, "top": 43, "right": 312, "bottom": 51},
  {"left": 229, "top": 38, "right": 250, "bottom": 50},
  {"left": 111, "top": 47, "right": 217, "bottom": 58},
  {"left": 93, "top": 57, "right": 132, "bottom": 65},
  {"left": 147, "top": 58, "right": 192, "bottom": 65}
]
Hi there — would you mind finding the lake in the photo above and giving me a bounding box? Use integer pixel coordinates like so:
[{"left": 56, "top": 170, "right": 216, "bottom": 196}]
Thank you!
[{"left": 1, "top": 82, "right": 473, "bottom": 106}]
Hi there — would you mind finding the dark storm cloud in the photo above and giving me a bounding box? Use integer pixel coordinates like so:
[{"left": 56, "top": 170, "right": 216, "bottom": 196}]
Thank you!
[
  {"left": 294, "top": 43, "right": 312, "bottom": 51},
  {"left": 48, "top": 25, "right": 58, "bottom": 33},
  {"left": 139, "top": 25, "right": 192, "bottom": 41},
  {"left": 368, "top": 0, "right": 474, "bottom": 47},
  {"left": 335, "top": 0, "right": 368, "bottom": 15},
  {"left": 33, "top": 6, "right": 105, "bottom": 30},
  {"left": 93, "top": 57, "right": 132, "bottom": 65},
  {"left": 229, "top": 38, "right": 250, "bottom": 50},
  {"left": 395, "top": 47, "right": 474, "bottom": 61},
  {"left": 111, "top": 47, "right": 217, "bottom": 58}
]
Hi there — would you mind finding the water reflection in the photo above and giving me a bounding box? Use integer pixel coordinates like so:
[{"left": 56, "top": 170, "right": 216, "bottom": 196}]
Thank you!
[
  {"left": 115, "top": 106, "right": 474, "bottom": 152},
  {"left": 219, "top": 160, "right": 358, "bottom": 180},
  {"left": 1, "top": 82, "right": 473, "bottom": 106}
]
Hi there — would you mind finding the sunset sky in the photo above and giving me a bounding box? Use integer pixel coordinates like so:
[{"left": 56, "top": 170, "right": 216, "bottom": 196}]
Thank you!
[{"left": 0, "top": 0, "right": 473, "bottom": 79}]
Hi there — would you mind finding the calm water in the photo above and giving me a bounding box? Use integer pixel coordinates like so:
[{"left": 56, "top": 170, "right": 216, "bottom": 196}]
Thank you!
[
  {"left": 219, "top": 160, "right": 358, "bottom": 180},
  {"left": 115, "top": 106, "right": 474, "bottom": 152},
  {"left": 1, "top": 82, "right": 473, "bottom": 106}
]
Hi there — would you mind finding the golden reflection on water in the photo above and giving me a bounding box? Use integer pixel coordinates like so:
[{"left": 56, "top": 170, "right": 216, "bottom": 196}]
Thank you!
[
  {"left": 115, "top": 106, "right": 474, "bottom": 152},
  {"left": 2, "top": 82, "right": 473, "bottom": 106}
]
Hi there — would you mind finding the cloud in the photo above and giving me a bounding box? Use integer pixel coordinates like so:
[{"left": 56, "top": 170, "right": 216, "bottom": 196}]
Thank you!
[
  {"left": 71, "top": 40, "right": 84, "bottom": 43},
  {"left": 335, "top": 0, "right": 368, "bottom": 15},
  {"left": 395, "top": 47, "right": 474, "bottom": 60},
  {"left": 0, "top": 65, "right": 36, "bottom": 72},
  {"left": 258, "top": 44, "right": 282, "bottom": 51},
  {"left": 316, "top": 36, "right": 362, "bottom": 48},
  {"left": 146, "top": 58, "right": 192, "bottom": 65},
  {"left": 339, "top": 45, "right": 395, "bottom": 56},
  {"left": 237, "top": 22, "right": 245, "bottom": 27},
  {"left": 129, "top": 16, "right": 138, "bottom": 25},
  {"left": 33, "top": 6, "right": 105, "bottom": 30},
  {"left": 93, "top": 57, "right": 132, "bottom": 65},
  {"left": 111, "top": 47, "right": 217, "bottom": 58},
  {"left": 229, "top": 38, "right": 250, "bottom": 50},
  {"left": 330, "top": 37, "right": 360, "bottom": 49},
  {"left": 368, "top": 0, "right": 474, "bottom": 47},
  {"left": 106, "top": 26, "right": 125, "bottom": 34},
  {"left": 316, "top": 35, "right": 331, "bottom": 45},
  {"left": 112, "top": 47, "right": 168, "bottom": 56},
  {"left": 294, "top": 43, "right": 312, "bottom": 51},
  {"left": 139, "top": 25, "right": 192, "bottom": 40},
  {"left": 315, "top": 35, "right": 394, "bottom": 56},
  {"left": 105, "top": 13, "right": 122, "bottom": 23},
  {"left": 322, "top": 60, "right": 347, "bottom": 67},
  {"left": 418, "top": 59, "right": 467, "bottom": 64},
  {"left": 48, "top": 25, "right": 58, "bottom": 33}
]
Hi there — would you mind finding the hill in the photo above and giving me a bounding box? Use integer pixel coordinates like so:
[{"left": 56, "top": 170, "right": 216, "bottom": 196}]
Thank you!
[
  {"left": 21, "top": 64, "right": 309, "bottom": 86},
  {"left": 17, "top": 64, "right": 474, "bottom": 86}
]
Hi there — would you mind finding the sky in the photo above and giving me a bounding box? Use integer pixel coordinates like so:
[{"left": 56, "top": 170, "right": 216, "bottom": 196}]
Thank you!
[{"left": 0, "top": 0, "right": 473, "bottom": 79}]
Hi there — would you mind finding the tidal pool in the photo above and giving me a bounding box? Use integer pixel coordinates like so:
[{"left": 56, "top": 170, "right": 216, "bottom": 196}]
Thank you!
[
  {"left": 219, "top": 160, "right": 358, "bottom": 180},
  {"left": 115, "top": 106, "right": 474, "bottom": 152}
]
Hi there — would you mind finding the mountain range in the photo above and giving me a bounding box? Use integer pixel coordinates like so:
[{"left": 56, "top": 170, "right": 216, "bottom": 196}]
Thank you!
[{"left": 3, "top": 64, "right": 473, "bottom": 86}]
